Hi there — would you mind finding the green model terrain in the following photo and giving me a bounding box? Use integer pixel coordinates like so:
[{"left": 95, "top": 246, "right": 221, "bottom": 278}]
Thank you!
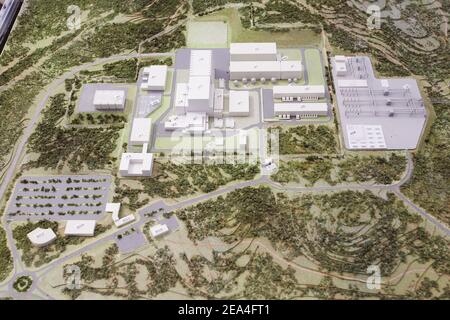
[{"left": 0, "top": 0, "right": 448, "bottom": 300}]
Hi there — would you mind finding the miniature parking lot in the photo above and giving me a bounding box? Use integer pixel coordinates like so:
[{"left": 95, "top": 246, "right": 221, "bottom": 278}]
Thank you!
[{"left": 7, "top": 175, "right": 112, "bottom": 220}]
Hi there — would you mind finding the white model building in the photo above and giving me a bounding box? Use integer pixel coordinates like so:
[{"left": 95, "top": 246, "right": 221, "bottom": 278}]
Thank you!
[
  {"left": 64, "top": 220, "right": 96, "bottom": 237},
  {"left": 187, "top": 76, "right": 213, "bottom": 113},
  {"left": 150, "top": 224, "right": 170, "bottom": 238},
  {"left": 130, "top": 118, "right": 152, "bottom": 145},
  {"left": 164, "top": 112, "right": 208, "bottom": 133},
  {"left": 229, "top": 60, "right": 303, "bottom": 81},
  {"left": 119, "top": 144, "right": 154, "bottom": 176},
  {"left": 230, "top": 43, "right": 277, "bottom": 61},
  {"left": 334, "top": 55, "right": 348, "bottom": 76},
  {"left": 274, "top": 103, "right": 329, "bottom": 117},
  {"left": 27, "top": 228, "right": 57, "bottom": 247},
  {"left": 273, "top": 85, "right": 325, "bottom": 99},
  {"left": 189, "top": 50, "right": 213, "bottom": 76},
  {"left": 174, "top": 83, "right": 189, "bottom": 115},
  {"left": 93, "top": 90, "right": 126, "bottom": 110},
  {"left": 106, "top": 203, "right": 135, "bottom": 228},
  {"left": 141, "top": 65, "right": 168, "bottom": 91},
  {"left": 229, "top": 90, "right": 250, "bottom": 116},
  {"left": 280, "top": 61, "right": 303, "bottom": 79},
  {"left": 166, "top": 50, "right": 219, "bottom": 134}
]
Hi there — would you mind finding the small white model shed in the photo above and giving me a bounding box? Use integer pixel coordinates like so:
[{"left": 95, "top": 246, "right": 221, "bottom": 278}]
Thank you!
[{"left": 150, "top": 224, "right": 170, "bottom": 238}]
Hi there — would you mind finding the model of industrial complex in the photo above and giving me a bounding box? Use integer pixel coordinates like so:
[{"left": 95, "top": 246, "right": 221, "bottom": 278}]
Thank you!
[{"left": 0, "top": 0, "right": 448, "bottom": 302}]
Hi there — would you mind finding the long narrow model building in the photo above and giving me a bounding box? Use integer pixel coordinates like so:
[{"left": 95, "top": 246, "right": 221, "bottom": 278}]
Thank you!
[
  {"left": 274, "top": 103, "right": 328, "bottom": 117},
  {"left": 273, "top": 85, "right": 325, "bottom": 99},
  {"left": 230, "top": 60, "right": 302, "bottom": 80},
  {"left": 230, "top": 43, "right": 278, "bottom": 61}
]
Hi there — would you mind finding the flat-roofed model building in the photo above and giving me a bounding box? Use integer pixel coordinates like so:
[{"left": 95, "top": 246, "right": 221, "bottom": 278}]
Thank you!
[
  {"left": 174, "top": 83, "right": 189, "bottom": 115},
  {"left": 229, "top": 90, "right": 250, "bottom": 116},
  {"left": 93, "top": 90, "right": 126, "bottom": 110},
  {"left": 280, "top": 60, "right": 303, "bottom": 79},
  {"left": 150, "top": 224, "right": 170, "bottom": 238},
  {"left": 130, "top": 118, "right": 152, "bottom": 145},
  {"left": 64, "top": 220, "right": 96, "bottom": 237},
  {"left": 273, "top": 85, "right": 325, "bottom": 99},
  {"left": 230, "top": 43, "right": 277, "bottom": 61},
  {"left": 274, "top": 103, "right": 328, "bottom": 117},
  {"left": 106, "top": 203, "right": 135, "bottom": 228},
  {"left": 27, "top": 228, "right": 57, "bottom": 247},
  {"left": 230, "top": 61, "right": 279, "bottom": 80},
  {"left": 164, "top": 112, "right": 208, "bottom": 133},
  {"left": 189, "top": 50, "right": 213, "bottom": 77},
  {"left": 187, "top": 76, "right": 213, "bottom": 113},
  {"left": 229, "top": 60, "right": 302, "bottom": 80},
  {"left": 334, "top": 55, "right": 348, "bottom": 76},
  {"left": 120, "top": 144, "right": 154, "bottom": 177},
  {"left": 141, "top": 65, "right": 168, "bottom": 91}
]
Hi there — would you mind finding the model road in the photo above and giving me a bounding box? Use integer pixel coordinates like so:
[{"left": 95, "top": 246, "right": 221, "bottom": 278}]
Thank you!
[
  {"left": 0, "top": 50, "right": 448, "bottom": 298},
  {"left": 1, "top": 148, "right": 448, "bottom": 299}
]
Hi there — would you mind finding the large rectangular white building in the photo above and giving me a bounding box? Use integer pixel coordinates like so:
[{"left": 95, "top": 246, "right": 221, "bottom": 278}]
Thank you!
[
  {"left": 130, "top": 118, "right": 152, "bottom": 145},
  {"left": 187, "top": 76, "right": 213, "bottom": 113},
  {"left": 229, "top": 60, "right": 302, "bottom": 80},
  {"left": 190, "top": 50, "right": 213, "bottom": 77},
  {"left": 93, "top": 90, "right": 126, "bottom": 110},
  {"left": 273, "top": 85, "right": 325, "bottom": 99},
  {"left": 274, "top": 103, "right": 329, "bottom": 117},
  {"left": 280, "top": 61, "right": 303, "bottom": 79},
  {"left": 141, "top": 65, "right": 168, "bottom": 91},
  {"left": 230, "top": 43, "right": 277, "bottom": 61},
  {"left": 64, "top": 220, "right": 96, "bottom": 237},
  {"left": 229, "top": 90, "right": 250, "bottom": 116}
]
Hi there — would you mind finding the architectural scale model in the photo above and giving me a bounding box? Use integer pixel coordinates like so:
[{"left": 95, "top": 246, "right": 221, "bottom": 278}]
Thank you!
[{"left": 0, "top": 0, "right": 447, "bottom": 303}]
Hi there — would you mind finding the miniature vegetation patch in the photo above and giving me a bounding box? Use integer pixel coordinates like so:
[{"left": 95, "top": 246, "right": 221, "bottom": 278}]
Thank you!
[
  {"left": 28, "top": 94, "right": 122, "bottom": 172},
  {"left": 13, "top": 276, "right": 33, "bottom": 293},
  {"left": 402, "top": 92, "right": 450, "bottom": 225},
  {"left": 177, "top": 186, "right": 450, "bottom": 298},
  {"left": 0, "top": 0, "right": 186, "bottom": 180},
  {"left": 114, "top": 161, "right": 260, "bottom": 209},
  {"left": 0, "top": 227, "right": 13, "bottom": 282},
  {"left": 62, "top": 244, "right": 180, "bottom": 300},
  {"left": 13, "top": 220, "right": 110, "bottom": 268},
  {"left": 270, "top": 125, "right": 338, "bottom": 155},
  {"left": 272, "top": 153, "right": 407, "bottom": 186}
]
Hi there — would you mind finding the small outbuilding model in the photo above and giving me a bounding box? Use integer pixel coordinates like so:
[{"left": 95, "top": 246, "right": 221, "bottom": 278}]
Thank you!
[
  {"left": 150, "top": 224, "right": 170, "bottom": 238},
  {"left": 27, "top": 227, "right": 57, "bottom": 247}
]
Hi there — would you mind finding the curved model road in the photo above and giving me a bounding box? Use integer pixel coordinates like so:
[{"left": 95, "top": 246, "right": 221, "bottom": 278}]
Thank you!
[{"left": 0, "top": 50, "right": 448, "bottom": 299}]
